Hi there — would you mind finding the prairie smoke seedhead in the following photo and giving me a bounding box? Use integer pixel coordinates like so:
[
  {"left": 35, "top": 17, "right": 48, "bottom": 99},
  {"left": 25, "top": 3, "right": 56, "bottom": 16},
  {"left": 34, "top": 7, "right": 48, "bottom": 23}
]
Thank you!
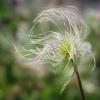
[{"left": 14, "top": 6, "right": 95, "bottom": 93}]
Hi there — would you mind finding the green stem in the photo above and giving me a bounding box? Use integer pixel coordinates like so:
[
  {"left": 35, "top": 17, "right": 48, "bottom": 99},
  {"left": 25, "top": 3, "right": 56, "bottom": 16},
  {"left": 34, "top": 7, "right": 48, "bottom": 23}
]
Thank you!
[{"left": 71, "top": 59, "right": 85, "bottom": 100}]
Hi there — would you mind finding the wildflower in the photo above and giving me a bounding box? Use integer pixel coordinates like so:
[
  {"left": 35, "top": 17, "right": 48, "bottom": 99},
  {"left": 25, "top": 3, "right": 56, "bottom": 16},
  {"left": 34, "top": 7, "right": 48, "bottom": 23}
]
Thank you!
[{"left": 14, "top": 6, "right": 95, "bottom": 94}]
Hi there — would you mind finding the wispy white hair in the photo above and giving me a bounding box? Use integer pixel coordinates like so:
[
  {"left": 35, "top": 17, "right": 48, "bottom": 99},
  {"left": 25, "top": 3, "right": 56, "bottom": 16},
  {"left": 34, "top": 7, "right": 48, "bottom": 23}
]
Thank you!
[
  {"left": 14, "top": 6, "right": 95, "bottom": 92},
  {"left": 29, "top": 6, "right": 88, "bottom": 39}
]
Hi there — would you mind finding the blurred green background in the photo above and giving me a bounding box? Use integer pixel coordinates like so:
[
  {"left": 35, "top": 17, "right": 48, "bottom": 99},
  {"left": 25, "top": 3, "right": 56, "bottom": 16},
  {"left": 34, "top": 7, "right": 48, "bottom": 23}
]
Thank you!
[{"left": 0, "top": 0, "right": 100, "bottom": 100}]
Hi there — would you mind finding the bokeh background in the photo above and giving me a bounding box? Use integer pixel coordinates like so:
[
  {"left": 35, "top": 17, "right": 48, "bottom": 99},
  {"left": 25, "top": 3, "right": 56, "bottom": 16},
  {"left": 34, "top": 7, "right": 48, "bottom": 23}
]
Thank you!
[{"left": 0, "top": 0, "right": 100, "bottom": 100}]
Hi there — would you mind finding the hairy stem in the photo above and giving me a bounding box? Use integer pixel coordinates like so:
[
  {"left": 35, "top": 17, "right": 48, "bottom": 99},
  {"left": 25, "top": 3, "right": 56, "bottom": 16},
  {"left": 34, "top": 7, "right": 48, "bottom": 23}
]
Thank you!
[{"left": 71, "top": 59, "right": 85, "bottom": 100}]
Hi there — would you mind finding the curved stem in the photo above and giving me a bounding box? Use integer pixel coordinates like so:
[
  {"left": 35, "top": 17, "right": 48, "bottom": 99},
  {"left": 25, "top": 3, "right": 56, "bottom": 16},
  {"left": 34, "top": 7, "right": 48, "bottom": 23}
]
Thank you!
[{"left": 71, "top": 59, "right": 85, "bottom": 100}]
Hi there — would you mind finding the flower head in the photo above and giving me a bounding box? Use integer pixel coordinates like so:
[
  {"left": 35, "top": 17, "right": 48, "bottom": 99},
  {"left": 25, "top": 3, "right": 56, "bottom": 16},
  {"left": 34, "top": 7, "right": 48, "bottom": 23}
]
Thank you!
[{"left": 14, "top": 6, "right": 95, "bottom": 92}]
